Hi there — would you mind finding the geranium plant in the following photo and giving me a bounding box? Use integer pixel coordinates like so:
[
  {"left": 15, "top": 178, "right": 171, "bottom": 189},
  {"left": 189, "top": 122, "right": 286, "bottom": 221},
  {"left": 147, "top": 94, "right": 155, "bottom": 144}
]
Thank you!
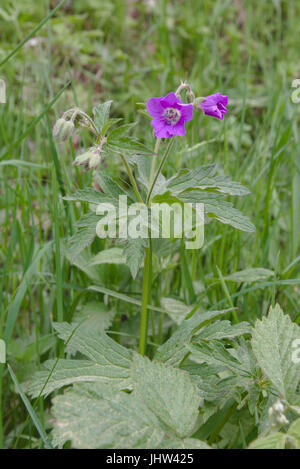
[{"left": 27, "top": 83, "right": 300, "bottom": 449}]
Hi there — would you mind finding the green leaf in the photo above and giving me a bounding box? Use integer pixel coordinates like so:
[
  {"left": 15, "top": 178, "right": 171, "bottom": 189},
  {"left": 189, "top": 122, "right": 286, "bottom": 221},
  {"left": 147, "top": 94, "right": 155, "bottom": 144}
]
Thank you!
[
  {"left": 131, "top": 353, "right": 200, "bottom": 438},
  {"left": 53, "top": 322, "right": 132, "bottom": 364},
  {"left": 160, "top": 297, "right": 192, "bottom": 325},
  {"left": 95, "top": 172, "right": 132, "bottom": 201},
  {"left": 64, "top": 188, "right": 116, "bottom": 206},
  {"left": 72, "top": 301, "right": 116, "bottom": 334},
  {"left": 178, "top": 191, "right": 255, "bottom": 233},
  {"left": 93, "top": 100, "right": 113, "bottom": 134},
  {"left": 160, "top": 438, "right": 211, "bottom": 449},
  {"left": 63, "top": 248, "right": 101, "bottom": 282},
  {"left": 89, "top": 247, "right": 127, "bottom": 266},
  {"left": 167, "top": 165, "right": 250, "bottom": 196},
  {"left": 181, "top": 363, "right": 238, "bottom": 402},
  {"left": 107, "top": 123, "right": 136, "bottom": 141},
  {"left": 66, "top": 213, "right": 99, "bottom": 262},
  {"left": 101, "top": 117, "right": 123, "bottom": 136},
  {"left": 52, "top": 383, "right": 164, "bottom": 449},
  {"left": 107, "top": 137, "right": 152, "bottom": 155},
  {"left": 287, "top": 418, "right": 300, "bottom": 448},
  {"left": 224, "top": 268, "right": 274, "bottom": 283},
  {"left": 28, "top": 322, "right": 132, "bottom": 397},
  {"left": 122, "top": 238, "right": 147, "bottom": 279},
  {"left": 155, "top": 309, "right": 232, "bottom": 366},
  {"left": 27, "top": 358, "right": 129, "bottom": 398},
  {"left": 193, "top": 320, "right": 251, "bottom": 342},
  {"left": 249, "top": 432, "right": 286, "bottom": 449},
  {"left": 251, "top": 304, "right": 300, "bottom": 402},
  {"left": 188, "top": 341, "right": 247, "bottom": 374}
]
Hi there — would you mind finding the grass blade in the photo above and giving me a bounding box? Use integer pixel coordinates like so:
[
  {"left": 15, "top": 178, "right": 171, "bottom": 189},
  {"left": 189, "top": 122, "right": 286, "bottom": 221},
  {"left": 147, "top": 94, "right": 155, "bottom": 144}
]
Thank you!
[{"left": 7, "top": 365, "right": 53, "bottom": 449}]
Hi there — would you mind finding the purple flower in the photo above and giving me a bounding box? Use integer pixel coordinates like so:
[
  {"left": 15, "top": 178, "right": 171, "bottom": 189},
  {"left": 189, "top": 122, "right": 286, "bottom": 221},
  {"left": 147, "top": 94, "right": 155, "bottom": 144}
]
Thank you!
[
  {"left": 146, "top": 92, "right": 193, "bottom": 138},
  {"left": 199, "top": 93, "right": 228, "bottom": 120}
]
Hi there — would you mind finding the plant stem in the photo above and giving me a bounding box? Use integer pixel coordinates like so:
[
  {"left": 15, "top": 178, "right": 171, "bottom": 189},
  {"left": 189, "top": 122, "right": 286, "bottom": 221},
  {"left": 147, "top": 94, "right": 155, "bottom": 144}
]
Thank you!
[
  {"left": 139, "top": 245, "right": 151, "bottom": 355},
  {"left": 139, "top": 137, "right": 175, "bottom": 355},
  {"left": 120, "top": 152, "right": 150, "bottom": 355},
  {"left": 148, "top": 138, "right": 161, "bottom": 189},
  {"left": 147, "top": 137, "right": 175, "bottom": 204},
  {"left": 120, "top": 154, "right": 143, "bottom": 203}
]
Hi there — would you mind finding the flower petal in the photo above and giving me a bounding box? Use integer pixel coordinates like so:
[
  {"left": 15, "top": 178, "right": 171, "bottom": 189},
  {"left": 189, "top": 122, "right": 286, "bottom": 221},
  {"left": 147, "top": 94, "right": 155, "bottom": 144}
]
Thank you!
[
  {"left": 160, "top": 92, "right": 182, "bottom": 108},
  {"left": 218, "top": 103, "right": 228, "bottom": 113},
  {"left": 171, "top": 122, "right": 186, "bottom": 136},
  {"left": 151, "top": 117, "right": 171, "bottom": 138},
  {"left": 202, "top": 105, "right": 223, "bottom": 119},
  {"left": 146, "top": 97, "right": 164, "bottom": 117},
  {"left": 218, "top": 94, "right": 228, "bottom": 106},
  {"left": 179, "top": 103, "right": 193, "bottom": 122}
]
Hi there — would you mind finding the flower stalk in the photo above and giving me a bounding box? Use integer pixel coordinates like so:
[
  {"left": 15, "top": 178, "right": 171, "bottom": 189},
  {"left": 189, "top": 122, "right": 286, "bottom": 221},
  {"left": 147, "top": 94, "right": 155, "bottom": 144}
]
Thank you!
[
  {"left": 138, "top": 244, "right": 151, "bottom": 356},
  {"left": 146, "top": 137, "right": 175, "bottom": 205}
]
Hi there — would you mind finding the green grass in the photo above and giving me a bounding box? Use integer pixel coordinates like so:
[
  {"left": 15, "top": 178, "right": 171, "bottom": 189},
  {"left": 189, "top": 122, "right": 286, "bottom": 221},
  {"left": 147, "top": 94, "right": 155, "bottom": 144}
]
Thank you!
[{"left": 0, "top": 0, "right": 300, "bottom": 448}]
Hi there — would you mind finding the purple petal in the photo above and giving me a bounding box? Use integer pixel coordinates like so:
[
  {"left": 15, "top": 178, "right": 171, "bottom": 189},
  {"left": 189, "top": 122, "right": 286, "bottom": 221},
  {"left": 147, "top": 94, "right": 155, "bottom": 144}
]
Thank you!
[
  {"left": 202, "top": 106, "right": 223, "bottom": 120},
  {"left": 179, "top": 103, "right": 193, "bottom": 122},
  {"left": 151, "top": 117, "right": 171, "bottom": 138},
  {"left": 146, "top": 97, "right": 164, "bottom": 117},
  {"left": 200, "top": 92, "right": 228, "bottom": 120},
  {"left": 156, "top": 127, "right": 173, "bottom": 138},
  {"left": 171, "top": 122, "right": 186, "bottom": 136},
  {"left": 202, "top": 93, "right": 220, "bottom": 105},
  {"left": 203, "top": 93, "right": 228, "bottom": 106},
  {"left": 160, "top": 92, "right": 182, "bottom": 108},
  {"left": 218, "top": 103, "right": 228, "bottom": 113},
  {"left": 218, "top": 94, "right": 228, "bottom": 106}
]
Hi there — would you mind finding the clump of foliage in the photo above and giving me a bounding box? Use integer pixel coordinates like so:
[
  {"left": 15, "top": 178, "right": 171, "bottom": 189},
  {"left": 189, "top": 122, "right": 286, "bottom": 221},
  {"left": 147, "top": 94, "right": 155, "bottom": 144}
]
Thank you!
[{"left": 25, "top": 88, "right": 300, "bottom": 449}]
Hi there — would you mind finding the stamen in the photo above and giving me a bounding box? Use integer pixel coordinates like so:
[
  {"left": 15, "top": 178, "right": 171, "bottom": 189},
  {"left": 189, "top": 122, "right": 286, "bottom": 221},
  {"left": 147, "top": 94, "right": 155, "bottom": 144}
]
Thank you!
[{"left": 164, "top": 107, "right": 181, "bottom": 125}]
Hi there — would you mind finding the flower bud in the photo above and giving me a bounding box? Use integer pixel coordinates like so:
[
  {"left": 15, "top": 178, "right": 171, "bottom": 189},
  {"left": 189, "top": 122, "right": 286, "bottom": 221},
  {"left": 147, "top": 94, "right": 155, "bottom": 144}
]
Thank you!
[
  {"left": 53, "top": 118, "right": 75, "bottom": 141},
  {"left": 277, "top": 414, "right": 289, "bottom": 426},
  {"left": 273, "top": 400, "right": 285, "bottom": 414},
  {"left": 269, "top": 399, "right": 289, "bottom": 428},
  {"left": 73, "top": 147, "right": 101, "bottom": 170},
  {"left": 193, "top": 97, "right": 206, "bottom": 109}
]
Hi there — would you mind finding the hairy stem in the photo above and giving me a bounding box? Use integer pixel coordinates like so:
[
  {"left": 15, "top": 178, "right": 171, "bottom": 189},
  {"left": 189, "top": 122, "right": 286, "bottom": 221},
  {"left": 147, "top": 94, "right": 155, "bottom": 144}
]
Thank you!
[
  {"left": 146, "top": 137, "right": 175, "bottom": 205},
  {"left": 148, "top": 138, "right": 161, "bottom": 190},
  {"left": 140, "top": 137, "right": 175, "bottom": 354},
  {"left": 120, "top": 154, "right": 143, "bottom": 203},
  {"left": 139, "top": 245, "right": 151, "bottom": 355}
]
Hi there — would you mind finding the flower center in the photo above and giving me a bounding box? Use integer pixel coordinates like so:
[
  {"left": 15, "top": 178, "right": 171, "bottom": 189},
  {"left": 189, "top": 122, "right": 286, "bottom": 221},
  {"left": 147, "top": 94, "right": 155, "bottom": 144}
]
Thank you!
[{"left": 163, "top": 107, "right": 181, "bottom": 125}]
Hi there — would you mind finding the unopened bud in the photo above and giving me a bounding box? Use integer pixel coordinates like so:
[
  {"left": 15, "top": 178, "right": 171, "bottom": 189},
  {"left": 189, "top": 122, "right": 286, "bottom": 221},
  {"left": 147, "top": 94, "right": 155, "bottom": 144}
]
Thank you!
[
  {"left": 194, "top": 97, "right": 206, "bottom": 110},
  {"left": 186, "top": 89, "right": 195, "bottom": 103},
  {"left": 273, "top": 400, "right": 285, "bottom": 414},
  {"left": 73, "top": 147, "right": 101, "bottom": 170},
  {"left": 277, "top": 414, "right": 289, "bottom": 426},
  {"left": 53, "top": 118, "right": 75, "bottom": 141},
  {"left": 269, "top": 399, "right": 289, "bottom": 428}
]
